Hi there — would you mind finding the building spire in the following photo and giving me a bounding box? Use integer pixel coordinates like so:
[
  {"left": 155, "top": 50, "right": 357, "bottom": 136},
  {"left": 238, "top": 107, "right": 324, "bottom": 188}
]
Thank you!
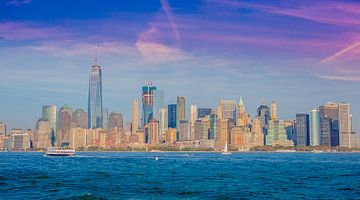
[
  {"left": 239, "top": 96, "right": 244, "bottom": 106},
  {"left": 95, "top": 44, "right": 98, "bottom": 65}
]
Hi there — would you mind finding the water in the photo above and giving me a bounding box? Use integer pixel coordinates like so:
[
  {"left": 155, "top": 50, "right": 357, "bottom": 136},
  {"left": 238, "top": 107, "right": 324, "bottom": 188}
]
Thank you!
[{"left": 1, "top": 152, "right": 360, "bottom": 199}]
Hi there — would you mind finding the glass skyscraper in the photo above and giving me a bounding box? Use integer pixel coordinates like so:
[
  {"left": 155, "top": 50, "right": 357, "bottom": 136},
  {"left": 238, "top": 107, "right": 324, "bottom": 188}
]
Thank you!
[
  {"left": 152, "top": 90, "right": 165, "bottom": 121},
  {"left": 88, "top": 64, "right": 103, "bottom": 129},
  {"left": 141, "top": 84, "right": 156, "bottom": 128},
  {"left": 210, "top": 113, "right": 218, "bottom": 139},
  {"left": 197, "top": 108, "right": 212, "bottom": 118},
  {"left": 295, "top": 114, "right": 310, "bottom": 146},
  {"left": 168, "top": 104, "right": 177, "bottom": 128},
  {"left": 42, "top": 105, "right": 57, "bottom": 132}
]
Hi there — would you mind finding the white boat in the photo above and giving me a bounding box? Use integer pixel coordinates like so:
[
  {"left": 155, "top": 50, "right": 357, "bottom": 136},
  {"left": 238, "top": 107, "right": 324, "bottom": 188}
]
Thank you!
[
  {"left": 222, "top": 142, "right": 232, "bottom": 155},
  {"left": 45, "top": 147, "right": 76, "bottom": 157}
]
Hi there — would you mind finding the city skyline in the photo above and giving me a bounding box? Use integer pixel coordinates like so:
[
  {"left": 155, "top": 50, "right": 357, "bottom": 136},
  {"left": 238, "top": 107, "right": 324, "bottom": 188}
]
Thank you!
[{"left": 0, "top": 0, "right": 359, "bottom": 133}]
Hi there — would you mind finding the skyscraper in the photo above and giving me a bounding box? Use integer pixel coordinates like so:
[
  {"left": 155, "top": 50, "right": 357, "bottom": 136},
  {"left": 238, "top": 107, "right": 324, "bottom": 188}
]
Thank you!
[
  {"left": 108, "top": 112, "right": 123, "bottom": 131},
  {"left": 270, "top": 101, "right": 278, "bottom": 120},
  {"left": 147, "top": 119, "right": 159, "bottom": 144},
  {"left": 34, "top": 118, "right": 51, "bottom": 149},
  {"left": 153, "top": 90, "right": 165, "bottom": 121},
  {"left": 338, "top": 102, "right": 352, "bottom": 148},
  {"left": 141, "top": 83, "right": 156, "bottom": 128},
  {"left": 190, "top": 105, "right": 198, "bottom": 140},
  {"left": 73, "top": 108, "right": 88, "bottom": 128},
  {"left": 236, "top": 97, "right": 249, "bottom": 127},
  {"left": 295, "top": 114, "right": 310, "bottom": 146},
  {"left": 58, "top": 104, "right": 73, "bottom": 145},
  {"left": 0, "top": 122, "right": 6, "bottom": 135},
  {"left": 320, "top": 116, "right": 332, "bottom": 147},
  {"left": 218, "top": 100, "right": 237, "bottom": 121},
  {"left": 179, "top": 120, "right": 190, "bottom": 141},
  {"left": 209, "top": 113, "right": 218, "bottom": 139},
  {"left": 132, "top": 99, "right": 139, "bottom": 134},
  {"left": 88, "top": 61, "right": 103, "bottom": 129},
  {"left": 195, "top": 119, "right": 209, "bottom": 140},
  {"left": 42, "top": 105, "right": 57, "bottom": 132},
  {"left": 216, "top": 119, "right": 228, "bottom": 148},
  {"left": 168, "top": 104, "right": 177, "bottom": 128},
  {"left": 176, "top": 96, "right": 186, "bottom": 130},
  {"left": 197, "top": 108, "right": 212, "bottom": 118},
  {"left": 257, "top": 103, "right": 270, "bottom": 141},
  {"left": 319, "top": 102, "right": 339, "bottom": 146},
  {"left": 159, "top": 108, "right": 168, "bottom": 142},
  {"left": 309, "top": 108, "right": 321, "bottom": 146},
  {"left": 266, "top": 120, "right": 291, "bottom": 146},
  {"left": 102, "top": 107, "right": 109, "bottom": 129}
]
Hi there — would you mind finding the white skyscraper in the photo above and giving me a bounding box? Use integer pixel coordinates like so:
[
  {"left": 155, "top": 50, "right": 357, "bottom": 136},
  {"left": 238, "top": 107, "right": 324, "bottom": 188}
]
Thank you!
[{"left": 190, "top": 105, "right": 198, "bottom": 140}]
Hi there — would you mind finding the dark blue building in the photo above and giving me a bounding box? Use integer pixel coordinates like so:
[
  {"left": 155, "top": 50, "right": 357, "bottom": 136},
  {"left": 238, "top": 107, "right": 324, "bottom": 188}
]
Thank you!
[
  {"left": 197, "top": 108, "right": 212, "bottom": 118},
  {"left": 295, "top": 114, "right": 310, "bottom": 146},
  {"left": 168, "top": 104, "right": 177, "bottom": 128}
]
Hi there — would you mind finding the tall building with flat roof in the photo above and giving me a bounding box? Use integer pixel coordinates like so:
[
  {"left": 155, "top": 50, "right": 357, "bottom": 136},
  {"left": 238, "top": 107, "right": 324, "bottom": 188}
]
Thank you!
[
  {"left": 168, "top": 104, "right": 177, "bottom": 129},
  {"left": 132, "top": 99, "right": 139, "bottom": 133},
  {"left": 295, "top": 114, "right": 310, "bottom": 146},
  {"left": 321, "top": 116, "right": 332, "bottom": 147},
  {"left": 73, "top": 108, "right": 88, "bottom": 129},
  {"left": 216, "top": 119, "right": 228, "bottom": 148},
  {"left": 0, "top": 122, "right": 6, "bottom": 135},
  {"left": 197, "top": 108, "right": 212, "bottom": 118},
  {"left": 42, "top": 105, "right": 57, "bottom": 131},
  {"left": 108, "top": 112, "right": 123, "bottom": 131},
  {"left": 58, "top": 104, "right": 73, "bottom": 145},
  {"left": 319, "top": 102, "right": 339, "bottom": 146},
  {"left": 88, "top": 63, "right": 103, "bottom": 129},
  {"left": 218, "top": 100, "right": 236, "bottom": 121},
  {"left": 209, "top": 113, "right": 218, "bottom": 139},
  {"left": 176, "top": 96, "right": 186, "bottom": 131},
  {"left": 338, "top": 102, "right": 352, "bottom": 148},
  {"left": 179, "top": 120, "right": 190, "bottom": 141},
  {"left": 310, "top": 108, "right": 321, "bottom": 146},
  {"left": 153, "top": 90, "right": 165, "bottom": 121},
  {"left": 190, "top": 105, "right": 198, "bottom": 140},
  {"left": 159, "top": 108, "right": 168, "bottom": 142},
  {"left": 34, "top": 118, "right": 51, "bottom": 149}
]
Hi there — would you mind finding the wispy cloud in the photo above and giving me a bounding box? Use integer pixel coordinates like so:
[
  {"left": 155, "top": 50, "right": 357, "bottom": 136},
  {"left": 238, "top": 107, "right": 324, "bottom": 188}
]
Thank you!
[
  {"left": 320, "top": 41, "right": 360, "bottom": 64},
  {"left": 6, "top": 0, "right": 32, "bottom": 6},
  {"left": 215, "top": 0, "right": 360, "bottom": 26},
  {"left": 317, "top": 75, "right": 360, "bottom": 82},
  {"left": 160, "top": 0, "right": 181, "bottom": 46},
  {"left": 0, "top": 21, "right": 71, "bottom": 41}
]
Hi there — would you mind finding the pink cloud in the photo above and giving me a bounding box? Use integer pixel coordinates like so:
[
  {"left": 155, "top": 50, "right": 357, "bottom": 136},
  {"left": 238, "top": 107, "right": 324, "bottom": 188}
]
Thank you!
[
  {"left": 320, "top": 41, "right": 360, "bottom": 64},
  {"left": 214, "top": 0, "right": 360, "bottom": 26},
  {"left": 0, "top": 22, "right": 71, "bottom": 41}
]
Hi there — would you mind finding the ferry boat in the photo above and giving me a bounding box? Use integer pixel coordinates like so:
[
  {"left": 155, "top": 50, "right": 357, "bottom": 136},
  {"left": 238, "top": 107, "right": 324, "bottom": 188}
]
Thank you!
[{"left": 45, "top": 147, "right": 76, "bottom": 157}]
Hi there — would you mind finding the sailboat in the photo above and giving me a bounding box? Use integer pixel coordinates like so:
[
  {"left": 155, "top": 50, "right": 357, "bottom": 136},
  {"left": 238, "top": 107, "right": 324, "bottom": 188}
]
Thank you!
[{"left": 222, "top": 142, "right": 232, "bottom": 155}]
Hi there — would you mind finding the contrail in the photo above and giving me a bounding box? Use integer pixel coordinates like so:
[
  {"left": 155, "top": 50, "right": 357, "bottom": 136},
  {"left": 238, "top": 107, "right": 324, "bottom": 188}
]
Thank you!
[
  {"left": 320, "top": 41, "right": 360, "bottom": 64},
  {"left": 160, "top": 0, "right": 181, "bottom": 46}
]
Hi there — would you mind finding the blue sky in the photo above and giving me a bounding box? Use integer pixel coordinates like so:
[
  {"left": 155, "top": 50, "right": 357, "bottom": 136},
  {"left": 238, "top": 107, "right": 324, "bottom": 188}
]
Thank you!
[{"left": 0, "top": 0, "right": 359, "bottom": 132}]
